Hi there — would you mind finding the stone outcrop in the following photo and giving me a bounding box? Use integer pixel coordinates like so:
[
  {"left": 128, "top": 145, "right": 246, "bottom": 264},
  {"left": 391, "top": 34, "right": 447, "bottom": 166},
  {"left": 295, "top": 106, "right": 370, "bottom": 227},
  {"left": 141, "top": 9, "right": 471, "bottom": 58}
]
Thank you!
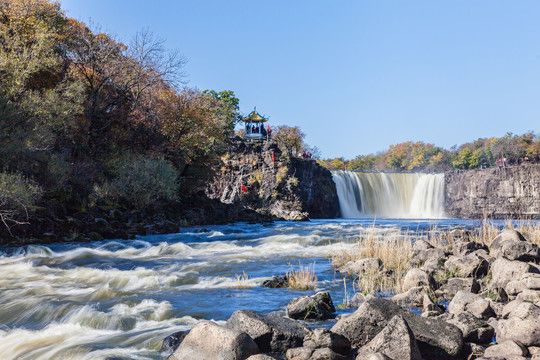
[
  {"left": 331, "top": 295, "right": 463, "bottom": 359},
  {"left": 445, "top": 164, "right": 540, "bottom": 219},
  {"left": 287, "top": 291, "right": 336, "bottom": 320},
  {"left": 207, "top": 137, "right": 339, "bottom": 220},
  {"left": 168, "top": 320, "right": 259, "bottom": 360},
  {"left": 225, "top": 309, "right": 310, "bottom": 353}
]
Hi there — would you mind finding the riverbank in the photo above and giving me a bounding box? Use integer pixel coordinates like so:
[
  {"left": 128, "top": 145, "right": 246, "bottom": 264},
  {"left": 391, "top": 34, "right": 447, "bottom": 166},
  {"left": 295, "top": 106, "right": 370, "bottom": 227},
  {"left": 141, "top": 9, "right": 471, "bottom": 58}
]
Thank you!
[{"left": 161, "top": 220, "right": 540, "bottom": 359}]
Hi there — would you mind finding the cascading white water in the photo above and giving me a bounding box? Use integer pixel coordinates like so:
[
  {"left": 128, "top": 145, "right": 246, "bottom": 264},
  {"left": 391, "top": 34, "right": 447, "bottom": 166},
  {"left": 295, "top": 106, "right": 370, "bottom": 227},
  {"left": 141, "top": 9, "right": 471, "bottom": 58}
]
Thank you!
[{"left": 331, "top": 170, "right": 445, "bottom": 218}]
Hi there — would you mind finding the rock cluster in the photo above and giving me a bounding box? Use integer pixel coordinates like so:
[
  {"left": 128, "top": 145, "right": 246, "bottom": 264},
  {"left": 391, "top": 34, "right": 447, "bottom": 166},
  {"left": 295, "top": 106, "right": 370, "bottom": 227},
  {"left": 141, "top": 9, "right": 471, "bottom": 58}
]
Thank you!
[{"left": 162, "top": 229, "right": 540, "bottom": 360}]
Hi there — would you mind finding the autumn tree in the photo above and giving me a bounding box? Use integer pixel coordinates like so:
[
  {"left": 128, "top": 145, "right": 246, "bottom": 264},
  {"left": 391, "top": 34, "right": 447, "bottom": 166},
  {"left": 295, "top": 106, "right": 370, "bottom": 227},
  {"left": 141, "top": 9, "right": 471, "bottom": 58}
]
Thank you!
[{"left": 272, "top": 125, "right": 305, "bottom": 157}]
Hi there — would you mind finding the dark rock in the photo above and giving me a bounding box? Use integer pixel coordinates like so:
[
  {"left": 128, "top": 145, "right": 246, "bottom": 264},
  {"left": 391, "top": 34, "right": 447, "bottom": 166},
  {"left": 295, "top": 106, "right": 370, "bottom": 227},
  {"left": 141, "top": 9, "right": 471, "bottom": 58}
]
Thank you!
[
  {"left": 355, "top": 315, "right": 422, "bottom": 360},
  {"left": 303, "top": 328, "right": 351, "bottom": 356},
  {"left": 499, "top": 240, "right": 540, "bottom": 263},
  {"left": 490, "top": 230, "right": 527, "bottom": 255},
  {"left": 226, "top": 309, "right": 310, "bottom": 353},
  {"left": 161, "top": 331, "right": 188, "bottom": 354},
  {"left": 422, "top": 293, "right": 445, "bottom": 317},
  {"left": 440, "top": 277, "right": 481, "bottom": 297},
  {"left": 453, "top": 240, "right": 486, "bottom": 256},
  {"left": 287, "top": 292, "right": 336, "bottom": 321},
  {"left": 439, "top": 312, "right": 494, "bottom": 344},
  {"left": 262, "top": 276, "right": 289, "bottom": 288},
  {"left": 331, "top": 295, "right": 463, "bottom": 359}
]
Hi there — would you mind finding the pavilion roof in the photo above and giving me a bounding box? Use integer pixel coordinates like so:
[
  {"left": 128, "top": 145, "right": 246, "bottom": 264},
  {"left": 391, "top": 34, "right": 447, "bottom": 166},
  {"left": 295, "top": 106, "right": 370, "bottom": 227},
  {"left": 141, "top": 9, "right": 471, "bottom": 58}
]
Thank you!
[{"left": 242, "top": 108, "right": 268, "bottom": 122}]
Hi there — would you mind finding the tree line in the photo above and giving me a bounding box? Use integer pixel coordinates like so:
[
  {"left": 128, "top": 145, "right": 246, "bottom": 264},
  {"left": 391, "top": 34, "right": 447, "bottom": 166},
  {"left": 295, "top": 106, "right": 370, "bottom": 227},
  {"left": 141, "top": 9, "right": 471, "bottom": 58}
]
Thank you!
[
  {"left": 318, "top": 132, "right": 540, "bottom": 172},
  {"left": 0, "top": 0, "right": 242, "bottom": 237}
]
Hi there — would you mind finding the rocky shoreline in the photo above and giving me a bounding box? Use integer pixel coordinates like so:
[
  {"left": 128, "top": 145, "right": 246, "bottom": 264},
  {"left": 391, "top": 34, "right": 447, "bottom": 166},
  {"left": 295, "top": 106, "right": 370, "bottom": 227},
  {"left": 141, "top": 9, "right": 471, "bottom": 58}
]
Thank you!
[{"left": 159, "top": 228, "right": 540, "bottom": 360}]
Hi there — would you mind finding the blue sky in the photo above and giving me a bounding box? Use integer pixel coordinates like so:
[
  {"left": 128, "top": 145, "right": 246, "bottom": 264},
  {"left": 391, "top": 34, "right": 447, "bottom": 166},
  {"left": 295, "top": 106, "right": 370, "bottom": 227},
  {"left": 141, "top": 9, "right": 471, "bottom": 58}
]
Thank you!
[{"left": 60, "top": 1, "right": 540, "bottom": 159}]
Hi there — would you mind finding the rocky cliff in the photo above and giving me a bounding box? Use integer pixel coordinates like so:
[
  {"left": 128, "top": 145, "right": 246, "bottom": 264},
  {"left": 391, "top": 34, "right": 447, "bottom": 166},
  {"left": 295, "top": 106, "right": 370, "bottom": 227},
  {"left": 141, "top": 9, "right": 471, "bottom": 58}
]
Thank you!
[
  {"left": 206, "top": 137, "right": 339, "bottom": 220},
  {"left": 445, "top": 164, "right": 540, "bottom": 219}
]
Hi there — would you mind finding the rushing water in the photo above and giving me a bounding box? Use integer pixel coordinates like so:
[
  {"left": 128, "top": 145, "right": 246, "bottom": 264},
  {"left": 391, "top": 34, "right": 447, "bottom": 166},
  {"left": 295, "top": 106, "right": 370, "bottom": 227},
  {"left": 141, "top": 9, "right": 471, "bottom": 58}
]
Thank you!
[
  {"left": 331, "top": 171, "right": 446, "bottom": 219},
  {"left": 0, "top": 219, "right": 482, "bottom": 360}
]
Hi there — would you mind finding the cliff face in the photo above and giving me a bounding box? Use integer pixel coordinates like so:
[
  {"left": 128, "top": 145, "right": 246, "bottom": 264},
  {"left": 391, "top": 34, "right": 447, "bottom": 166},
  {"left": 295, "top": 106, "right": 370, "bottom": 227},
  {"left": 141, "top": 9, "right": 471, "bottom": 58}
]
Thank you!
[
  {"left": 206, "top": 138, "right": 339, "bottom": 220},
  {"left": 445, "top": 164, "right": 540, "bottom": 219}
]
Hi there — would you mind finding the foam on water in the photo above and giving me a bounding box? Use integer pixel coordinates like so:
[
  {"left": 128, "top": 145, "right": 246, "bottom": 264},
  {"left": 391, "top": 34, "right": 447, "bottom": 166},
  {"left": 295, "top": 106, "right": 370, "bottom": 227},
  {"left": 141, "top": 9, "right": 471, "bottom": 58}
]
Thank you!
[{"left": 0, "top": 219, "right": 476, "bottom": 359}]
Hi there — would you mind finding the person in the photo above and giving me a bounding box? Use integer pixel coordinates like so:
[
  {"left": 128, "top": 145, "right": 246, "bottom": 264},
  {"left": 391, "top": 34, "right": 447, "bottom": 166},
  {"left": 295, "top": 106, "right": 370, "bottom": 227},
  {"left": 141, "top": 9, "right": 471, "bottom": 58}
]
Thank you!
[
  {"left": 301, "top": 151, "right": 306, "bottom": 158},
  {"left": 267, "top": 125, "right": 272, "bottom": 139},
  {"left": 497, "top": 158, "right": 502, "bottom": 168}
]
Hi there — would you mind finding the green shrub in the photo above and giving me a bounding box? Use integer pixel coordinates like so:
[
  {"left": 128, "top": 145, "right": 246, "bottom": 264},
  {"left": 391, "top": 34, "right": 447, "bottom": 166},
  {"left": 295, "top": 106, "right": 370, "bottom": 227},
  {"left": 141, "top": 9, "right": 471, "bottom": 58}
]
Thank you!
[
  {"left": 0, "top": 172, "right": 43, "bottom": 232},
  {"left": 93, "top": 154, "right": 178, "bottom": 208}
]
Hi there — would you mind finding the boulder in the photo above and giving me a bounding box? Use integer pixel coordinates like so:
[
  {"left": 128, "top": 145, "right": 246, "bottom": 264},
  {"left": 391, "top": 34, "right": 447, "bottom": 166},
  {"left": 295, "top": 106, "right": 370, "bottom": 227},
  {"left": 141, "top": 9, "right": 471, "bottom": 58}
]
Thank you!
[
  {"left": 440, "top": 277, "right": 480, "bottom": 297},
  {"left": 349, "top": 293, "right": 365, "bottom": 308},
  {"left": 497, "top": 317, "right": 540, "bottom": 346},
  {"left": 444, "top": 254, "right": 489, "bottom": 278},
  {"left": 403, "top": 268, "right": 436, "bottom": 291},
  {"left": 422, "top": 293, "right": 445, "bottom": 317},
  {"left": 161, "top": 331, "right": 188, "bottom": 354},
  {"left": 168, "top": 320, "right": 259, "bottom": 360},
  {"left": 439, "top": 312, "right": 494, "bottom": 344},
  {"left": 287, "top": 292, "right": 336, "bottom": 320},
  {"left": 413, "top": 239, "right": 434, "bottom": 251},
  {"left": 339, "top": 258, "right": 382, "bottom": 274},
  {"left": 262, "top": 276, "right": 289, "bottom": 288},
  {"left": 484, "top": 340, "right": 527, "bottom": 358},
  {"left": 331, "top": 295, "right": 463, "bottom": 359},
  {"left": 506, "top": 273, "right": 540, "bottom": 296},
  {"left": 448, "top": 290, "right": 495, "bottom": 320},
  {"left": 364, "top": 354, "right": 392, "bottom": 360},
  {"left": 412, "top": 248, "right": 446, "bottom": 264},
  {"left": 285, "top": 347, "right": 349, "bottom": 360},
  {"left": 489, "top": 230, "right": 527, "bottom": 256},
  {"left": 499, "top": 240, "right": 540, "bottom": 263},
  {"left": 489, "top": 258, "right": 539, "bottom": 290},
  {"left": 453, "top": 240, "right": 486, "bottom": 256},
  {"left": 226, "top": 310, "right": 309, "bottom": 353},
  {"left": 420, "top": 258, "right": 444, "bottom": 276},
  {"left": 502, "top": 300, "right": 540, "bottom": 320},
  {"left": 356, "top": 315, "right": 422, "bottom": 360},
  {"left": 303, "top": 329, "right": 351, "bottom": 356},
  {"left": 391, "top": 286, "right": 425, "bottom": 306},
  {"left": 246, "top": 356, "right": 279, "bottom": 360},
  {"left": 517, "top": 289, "right": 540, "bottom": 303}
]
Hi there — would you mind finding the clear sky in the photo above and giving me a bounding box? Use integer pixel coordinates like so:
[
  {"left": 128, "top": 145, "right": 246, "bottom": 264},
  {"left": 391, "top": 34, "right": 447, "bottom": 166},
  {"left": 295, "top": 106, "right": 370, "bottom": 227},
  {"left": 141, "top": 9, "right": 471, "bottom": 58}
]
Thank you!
[{"left": 59, "top": 0, "right": 540, "bottom": 159}]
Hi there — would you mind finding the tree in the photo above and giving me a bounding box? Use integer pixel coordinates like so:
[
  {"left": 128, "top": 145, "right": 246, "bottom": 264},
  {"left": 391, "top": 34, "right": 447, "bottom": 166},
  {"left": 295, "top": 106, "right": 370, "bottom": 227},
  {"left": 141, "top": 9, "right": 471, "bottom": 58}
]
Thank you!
[{"left": 272, "top": 125, "right": 305, "bottom": 157}]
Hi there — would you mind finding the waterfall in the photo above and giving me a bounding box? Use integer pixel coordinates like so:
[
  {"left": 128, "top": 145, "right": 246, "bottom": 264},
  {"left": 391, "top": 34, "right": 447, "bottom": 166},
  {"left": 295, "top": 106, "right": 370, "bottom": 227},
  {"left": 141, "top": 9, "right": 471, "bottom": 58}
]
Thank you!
[{"left": 331, "top": 170, "right": 445, "bottom": 219}]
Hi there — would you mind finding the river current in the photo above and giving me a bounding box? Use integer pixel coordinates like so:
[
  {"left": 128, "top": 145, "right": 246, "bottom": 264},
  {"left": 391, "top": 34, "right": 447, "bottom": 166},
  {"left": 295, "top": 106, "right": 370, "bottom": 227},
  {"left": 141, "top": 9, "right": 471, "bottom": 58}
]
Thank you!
[{"left": 0, "top": 219, "right": 482, "bottom": 359}]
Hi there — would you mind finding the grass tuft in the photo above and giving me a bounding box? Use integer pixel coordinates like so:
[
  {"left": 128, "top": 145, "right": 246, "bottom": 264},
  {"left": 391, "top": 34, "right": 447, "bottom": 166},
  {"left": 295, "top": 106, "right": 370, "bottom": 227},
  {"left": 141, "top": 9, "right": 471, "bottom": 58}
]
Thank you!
[
  {"left": 287, "top": 262, "right": 317, "bottom": 290},
  {"left": 234, "top": 271, "right": 253, "bottom": 289}
]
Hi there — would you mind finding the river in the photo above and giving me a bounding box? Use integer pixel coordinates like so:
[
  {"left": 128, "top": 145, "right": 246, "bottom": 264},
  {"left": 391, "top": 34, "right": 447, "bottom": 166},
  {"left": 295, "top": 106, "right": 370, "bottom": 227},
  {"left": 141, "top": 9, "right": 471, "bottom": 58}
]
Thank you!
[{"left": 0, "top": 218, "right": 484, "bottom": 359}]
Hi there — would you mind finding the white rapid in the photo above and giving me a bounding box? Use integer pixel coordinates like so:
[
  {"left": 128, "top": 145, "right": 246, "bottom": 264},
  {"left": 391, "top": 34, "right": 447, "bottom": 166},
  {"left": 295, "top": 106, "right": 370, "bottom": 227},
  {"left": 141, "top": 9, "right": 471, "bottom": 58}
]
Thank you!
[{"left": 331, "top": 171, "right": 445, "bottom": 219}]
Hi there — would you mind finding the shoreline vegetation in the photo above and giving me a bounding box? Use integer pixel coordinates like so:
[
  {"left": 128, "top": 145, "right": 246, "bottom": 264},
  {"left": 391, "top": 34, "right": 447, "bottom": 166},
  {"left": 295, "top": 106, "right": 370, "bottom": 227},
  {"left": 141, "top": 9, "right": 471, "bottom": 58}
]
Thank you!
[{"left": 0, "top": 0, "right": 318, "bottom": 246}]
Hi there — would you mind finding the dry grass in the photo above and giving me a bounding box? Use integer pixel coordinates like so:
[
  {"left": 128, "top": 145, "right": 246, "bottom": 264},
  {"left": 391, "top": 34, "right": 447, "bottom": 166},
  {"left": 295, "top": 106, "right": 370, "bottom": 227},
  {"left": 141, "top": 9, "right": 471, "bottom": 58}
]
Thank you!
[
  {"left": 466, "top": 217, "right": 540, "bottom": 246},
  {"left": 287, "top": 262, "right": 318, "bottom": 290},
  {"left": 234, "top": 271, "right": 253, "bottom": 289},
  {"left": 330, "top": 224, "right": 412, "bottom": 296}
]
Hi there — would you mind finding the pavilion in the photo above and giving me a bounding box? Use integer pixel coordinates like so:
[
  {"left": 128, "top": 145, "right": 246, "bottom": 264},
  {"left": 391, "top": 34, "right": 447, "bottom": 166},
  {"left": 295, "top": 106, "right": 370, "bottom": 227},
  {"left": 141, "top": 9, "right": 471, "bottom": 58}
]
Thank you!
[{"left": 242, "top": 108, "right": 270, "bottom": 140}]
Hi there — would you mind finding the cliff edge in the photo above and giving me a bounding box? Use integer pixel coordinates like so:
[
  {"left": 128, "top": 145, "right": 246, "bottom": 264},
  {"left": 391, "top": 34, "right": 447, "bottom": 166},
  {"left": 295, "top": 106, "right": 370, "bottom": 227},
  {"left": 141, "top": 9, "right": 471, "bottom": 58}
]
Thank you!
[
  {"left": 445, "top": 164, "right": 540, "bottom": 219},
  {"left": 206, "top": 137, "right": 339, "bottom": 220}
]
